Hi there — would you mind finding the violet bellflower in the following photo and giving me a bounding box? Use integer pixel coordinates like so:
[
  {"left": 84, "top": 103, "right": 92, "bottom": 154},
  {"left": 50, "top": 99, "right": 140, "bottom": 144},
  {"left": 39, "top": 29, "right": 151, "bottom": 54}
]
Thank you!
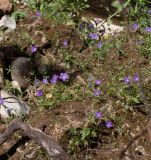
[
  {"left": 0, "top": 97, "right": 4, "bottom": 105},
  {"left": 33, "top": 79, "right": 40, "bottom": 86},
  {"left": 36, "top": 10, "right": 40, "bottom": 16},
  {"left": 95, "top": 111, "right": 102, "bottom": 118},
  {"left": 93, "top": 89, "right": 101, "bottom": 96},
  {"left": 63, "top": 40, "right": 68, "bottom": 46},
  {"left": 148, "top": 10, "right": 151, "bottom": 14},
  {"left": 144, "top": 27, "right": 151, "bottom": 33},
  {"left": 35, "top": 89, "right": 43, "bottom": 97},
  {"left": 132, "top": 23, "right": 139, "bottom": 30},
  {"left": 42, "top": 77, "right": 49, "bottom": 84},
  {"left": 97, "top": 42, "right": 102, "bottom": 49},
  {"left": 88, "top": 33, "right": 99, "bottom": 40},
  {"left": 31, "top": 45, "right": 37, "bottom": 53},
  {"left": 133, "top": 74, "right": 139, "bottom": 82},
  {"left": 87, "top": 23, "right": 94, "bottom": 30},
  {"left": 59, "top": 72, "right": 69, "bottom": 82},
  {"left": 95, "top": 79, "right": 101, "bottom": 85},
  {"left": 50, "top": 74, "right": 58, "bottom": 84},
  {"left": 105, "top": 121, "right": 113, "bottom": 128},
  {"left": 123, "top": 76, "right": 131, "bottom": 84}
]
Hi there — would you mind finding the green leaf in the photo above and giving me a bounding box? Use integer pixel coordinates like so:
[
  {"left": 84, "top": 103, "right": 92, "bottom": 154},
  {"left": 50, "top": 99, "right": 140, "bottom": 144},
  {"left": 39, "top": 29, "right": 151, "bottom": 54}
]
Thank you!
[
  {"left": 111, "top": 1, "right": 123, "bottom": 12},
  {"left": 81, "top": 128, "right": 91, "bottom": 140}
]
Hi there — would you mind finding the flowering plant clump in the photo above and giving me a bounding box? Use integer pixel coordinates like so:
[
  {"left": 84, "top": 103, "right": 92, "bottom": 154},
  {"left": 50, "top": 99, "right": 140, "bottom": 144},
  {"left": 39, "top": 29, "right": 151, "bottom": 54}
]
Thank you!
[
  {"left": 50, "top": 74, "right": 59, "bottom": 84},
  {"left": 123, "top": 74, "right": 139, "bottom": 84}
]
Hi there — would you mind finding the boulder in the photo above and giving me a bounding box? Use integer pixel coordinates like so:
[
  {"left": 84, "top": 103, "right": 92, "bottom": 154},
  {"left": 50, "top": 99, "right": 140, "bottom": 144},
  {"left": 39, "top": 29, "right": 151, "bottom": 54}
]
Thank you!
[
  {"left": 11, "top": 57, "right": 33, "bottom": 89},
  {"left": 0, "top": 89, "right": 30, "bottom": 119}
]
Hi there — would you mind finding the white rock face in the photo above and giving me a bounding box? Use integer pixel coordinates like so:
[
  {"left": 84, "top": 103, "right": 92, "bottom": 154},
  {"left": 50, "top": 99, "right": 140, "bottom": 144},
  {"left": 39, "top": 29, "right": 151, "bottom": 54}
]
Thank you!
[
  {"left": 11, "top": 57, "right": 33, "bottom": 89},
  {"left": 0, "top": 89, "right": 30, "bottom": 119},
  {"left": 0, "top": 15, "right": 16, "bottom": 30}
]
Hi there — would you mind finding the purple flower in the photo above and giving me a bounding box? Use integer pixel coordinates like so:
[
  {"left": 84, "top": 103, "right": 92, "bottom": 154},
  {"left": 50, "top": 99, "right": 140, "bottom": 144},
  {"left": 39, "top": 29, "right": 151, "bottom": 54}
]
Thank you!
[
  {"left": 87, "top": 23, "right": 94, "bottom": 30},
  {"left": 123, "top": 76, "right": 130, "bottom": 84},
  {"left": 105, "top": 121, "right": 113, "bottom": 128},
  {"left": 79, "top": 23, "right": 85, "bottom": 31},
  {"left": 133, "top": 74, "right": 139, "bottom": 82},
  {"left": 144, "top": 27, "right": 151, "bottom": 33},
  {"left": 50, "top": 74, "right": 58, "bottom": 84},
  {"left": 31, "top": 45, "right": 37, "bottom": 53},
  {"left": 93, "top": 89, "right": 101, "bottom": 96},
  {"left": 138, "top": 40, "right": 144, "bottom": 45},
  {"left": 148, "top": 10, "right": 151, "bottom": 14},
  {"left": 0, "top": 97, "right": 4, "bottom": 105},
  {"left": 132, "top": 23, "right": 139, "bottom": 29},
  {"left": 42, "top": 77, "right": 49, "bottom": 84},
  {"left": 95, "top": 79, "right": 101, "bottom": 85},
  {"left": 34, "top": 79, "right": 40, "bottom": 86},
  {"left": 59, "top": 72, "right": 69, "bottom": 81},
  {"left": 63, "top": 40, "right": 68, "bottom": 46},
  {"left": 35, "top": 89, "right": 43, "bottom": 97},
  {"left": 95, "top": 111, "right": 102, "bottom": 118},
  {"left": 88, "top": 33, "right": 99, "bottom": 40},
  {"left": 36, "top": 10, "right": 40, "bottom": 16},
  {"left": 97, "top": 42, "right": 102, "bottom": 49}
]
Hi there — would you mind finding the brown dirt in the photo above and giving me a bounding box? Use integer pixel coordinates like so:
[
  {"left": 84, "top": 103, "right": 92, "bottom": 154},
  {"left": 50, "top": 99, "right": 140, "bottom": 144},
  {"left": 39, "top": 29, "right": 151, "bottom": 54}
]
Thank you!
[{"left": 0, "top": 7, "right": 151, "bottom": 160}]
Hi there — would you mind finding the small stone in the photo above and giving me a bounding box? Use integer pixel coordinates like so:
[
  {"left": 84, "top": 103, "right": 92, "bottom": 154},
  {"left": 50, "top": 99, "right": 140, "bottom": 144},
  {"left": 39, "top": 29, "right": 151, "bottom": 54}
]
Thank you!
[{"left": 11, "top": 57, "right": 33, "bottom": 89}]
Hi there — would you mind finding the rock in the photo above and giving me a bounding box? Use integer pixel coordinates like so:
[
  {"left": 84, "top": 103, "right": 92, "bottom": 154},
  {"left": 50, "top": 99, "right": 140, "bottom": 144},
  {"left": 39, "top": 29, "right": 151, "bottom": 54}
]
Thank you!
[
  {"left": 0, "top": 0, "right": 12, "bottom": 13},
  {"left": 11, "top": 57, "right": 33, "bottom": 89},
  {"left": 11, "top": 80, "right": 21, "bottom": 91},
  {"left": 0, "top": 15, "right": 16, "bottom": 31},
  {"left": 0, "top": 89, "right": 30, "bottom": 119}
]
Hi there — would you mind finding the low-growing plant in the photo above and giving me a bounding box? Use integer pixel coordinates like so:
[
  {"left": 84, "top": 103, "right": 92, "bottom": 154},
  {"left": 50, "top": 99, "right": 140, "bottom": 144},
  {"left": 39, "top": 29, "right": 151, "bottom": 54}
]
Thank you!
[{"left": 23, "top": 0, "right": 89, "bottom": 23}]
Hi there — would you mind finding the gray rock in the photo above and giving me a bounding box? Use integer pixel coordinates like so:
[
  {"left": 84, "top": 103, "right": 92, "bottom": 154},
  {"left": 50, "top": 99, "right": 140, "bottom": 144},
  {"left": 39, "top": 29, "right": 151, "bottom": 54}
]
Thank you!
[{"left": 11, "top": 57, "right": 33, "bottom": 89}]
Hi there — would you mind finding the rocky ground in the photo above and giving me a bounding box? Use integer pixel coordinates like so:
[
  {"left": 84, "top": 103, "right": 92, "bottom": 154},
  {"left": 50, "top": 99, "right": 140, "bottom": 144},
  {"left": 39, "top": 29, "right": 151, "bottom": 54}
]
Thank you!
[{"left": 0, "top": 1, "right": 151, "bottom": 160}]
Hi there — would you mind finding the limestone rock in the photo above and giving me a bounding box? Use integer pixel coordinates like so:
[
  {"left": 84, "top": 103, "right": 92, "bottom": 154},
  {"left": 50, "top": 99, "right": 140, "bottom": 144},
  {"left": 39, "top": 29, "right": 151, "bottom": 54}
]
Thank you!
[
  {"left": 0, "top": 89, "right": 30, "bottom": 119},
  {"left": 11, "top": 57, "right": 33, "bottom": 89},
  {"left": 0, "top": 15, "right": 16, "bottom": 30}
]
